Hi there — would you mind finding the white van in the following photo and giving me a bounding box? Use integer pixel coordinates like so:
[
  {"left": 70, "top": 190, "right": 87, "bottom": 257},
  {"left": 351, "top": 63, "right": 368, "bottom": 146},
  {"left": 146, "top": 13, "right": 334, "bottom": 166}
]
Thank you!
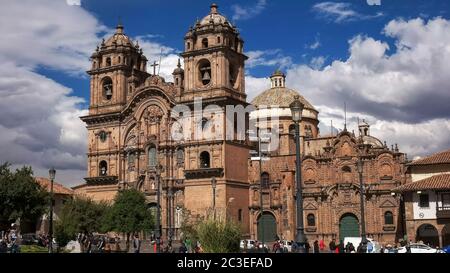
[{"left": 343, "top": 237, "right": 381, "bottom": 253}]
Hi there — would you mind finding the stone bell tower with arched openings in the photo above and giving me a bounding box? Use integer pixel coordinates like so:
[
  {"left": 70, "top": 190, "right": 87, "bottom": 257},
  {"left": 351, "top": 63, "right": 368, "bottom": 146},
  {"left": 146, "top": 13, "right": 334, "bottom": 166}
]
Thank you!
[
  {"left": 176, "top": 4, "right": 250, "bottom": 232},
  {"left": 83, "top": 23, "right": 149, "bottom": 186}
]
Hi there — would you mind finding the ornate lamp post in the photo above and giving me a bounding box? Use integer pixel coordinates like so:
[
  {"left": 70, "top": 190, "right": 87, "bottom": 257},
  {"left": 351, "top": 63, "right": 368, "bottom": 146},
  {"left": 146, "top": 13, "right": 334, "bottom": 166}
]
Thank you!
[
  {"left": 289, "top": 95, "right": 306, "bottom": 252},
  {"left": 211, "top": 177, "right": 217, "bottom": 220},
  {"left": 357, "top": 157, "right": 367, "bottom": 246},
  {"left": 155, "top": 165, "right": 162, "bottom": 253},
  {"left": 48, "top": 167, "right": 56, "bottom": 254}
]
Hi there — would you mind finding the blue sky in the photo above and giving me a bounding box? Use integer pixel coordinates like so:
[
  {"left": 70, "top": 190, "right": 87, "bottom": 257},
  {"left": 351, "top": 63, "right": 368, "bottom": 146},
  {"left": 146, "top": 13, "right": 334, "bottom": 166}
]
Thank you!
[
  {"left": 40, "top": 0, "right": 450, "bottom": 104},
  {"left": 1, "top": 0, "right": 450, "bottom": 185}
]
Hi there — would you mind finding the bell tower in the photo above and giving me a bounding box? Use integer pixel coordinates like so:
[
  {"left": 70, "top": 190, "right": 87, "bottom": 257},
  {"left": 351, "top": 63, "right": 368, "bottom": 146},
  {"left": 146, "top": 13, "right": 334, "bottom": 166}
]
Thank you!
[
  {"left": 82, "top": 23, "right": 149, "bottom": 186},
  {"left": 87, "top": 23, "right": 148, "bottom": 115},
  {"left": 180, "top": 3, "right": 247, "bottom": 103},
  {"left": 176, "top": 4, "right": 250, "bottom": 234}
]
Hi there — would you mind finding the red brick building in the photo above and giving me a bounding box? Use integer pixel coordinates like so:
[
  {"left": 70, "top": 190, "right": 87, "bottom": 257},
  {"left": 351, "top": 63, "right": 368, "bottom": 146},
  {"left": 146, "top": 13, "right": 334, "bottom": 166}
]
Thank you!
[{"left": 248, "top": 72, "right": 408, "bottom": 245}]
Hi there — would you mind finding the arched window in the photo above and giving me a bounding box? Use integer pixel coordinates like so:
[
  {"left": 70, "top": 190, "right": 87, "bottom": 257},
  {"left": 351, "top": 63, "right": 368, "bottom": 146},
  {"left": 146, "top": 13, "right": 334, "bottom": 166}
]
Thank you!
[
  {"left": 217, "top": 36, "right": 221, "bottom": 44},
  {"left": 342, "top": 166, "right": 352, "bottom": 183},
  {"left": 342, "top": 166, "right": 351, "bottom": 172},
  {"left": 202, "top": 38, "right": 208, "bottom": 48},
  {"left": 99, "top": 161, "right": 108, "bottom": 176},
  {"left": 102, "top": 77, "right": 113, "bottom": 100},
  {"left": 307, "top": 214, "right": 316, "bottom": 226},
  {"left": 148, "top": 145, "right": 157, "bottom": 167},
  {"left": 187, "top": 42, "right": 191, "bottom": 50},
  {"left": 106, "top": 57, "right": 111, "bottom": 67},
  {"left": 118, "top": 56, "right": 121, "bottom": 64},
  {"left": 175, "top": 78, "right": 179, "bottom": 86},
  {"left": 384, "top": 211, "right": 394, "bottom": 225},
  {"left": 176, "top": 149, "right": 184, "bottom": 165},
  {"left": 200, "top": 151, "right": 210, "bottom": 169},
  {"left": 198, "top": 59, "right": 211, "bottom": 85},
  {"left": 261, "top": 172, "right": 270, "bottom": 189},
  {"left": 238, "top": 209, "right": 242, "bottom": 222}
]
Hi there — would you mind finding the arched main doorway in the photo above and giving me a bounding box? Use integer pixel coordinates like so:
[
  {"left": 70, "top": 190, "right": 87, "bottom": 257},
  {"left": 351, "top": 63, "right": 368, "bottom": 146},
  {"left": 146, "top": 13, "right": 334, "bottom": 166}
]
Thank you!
[
  {"left": 339, "top": 213, "right": 360, "bottom": 241},
  {"left": 416, "top": 224, "right": 439, "bottom": 247},
  {"left": 257, "top": 212, "right": 277, "bottom": 242}
]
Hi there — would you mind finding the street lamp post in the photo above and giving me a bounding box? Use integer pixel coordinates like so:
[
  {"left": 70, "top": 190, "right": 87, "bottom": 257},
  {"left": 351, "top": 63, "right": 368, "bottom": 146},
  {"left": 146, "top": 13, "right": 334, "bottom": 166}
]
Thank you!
[
  {"left": 211, "top": 177, "right": 217, "bottom": 220},
  {"left": 357, "top": 157, "right": 367, "bottom": 246},
  {"left": 258, "top": 130, "right": 265, "bottom": 251},
  {"left": 155, "top": 166, "right": 162, "bottom": 253},
  {"left": 289, "top": 95, "right": 306, "bottom": 253},
  {"left": 167, "top": 180, "right": 173, "bottom": 245},
  {"left": 48, "top": 167, "right": 56, "bottom": 254}
]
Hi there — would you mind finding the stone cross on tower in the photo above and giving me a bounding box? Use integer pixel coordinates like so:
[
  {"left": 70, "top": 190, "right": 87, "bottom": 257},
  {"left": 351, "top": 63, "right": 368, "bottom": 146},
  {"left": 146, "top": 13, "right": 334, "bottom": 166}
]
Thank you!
[{"left": 150, "top": 61, "right": 159, "bottom": 76}]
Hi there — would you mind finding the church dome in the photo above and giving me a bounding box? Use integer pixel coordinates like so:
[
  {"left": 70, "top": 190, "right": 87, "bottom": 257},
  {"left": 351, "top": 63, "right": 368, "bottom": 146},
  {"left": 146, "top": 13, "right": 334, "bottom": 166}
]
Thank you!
[
  {"left": 362, "top": 135, "right": 383, "bottom": 148},
  {"left": 251, "top": 87, "right": 316, "bottom": 110},
  {"left": 199, "top": 4, "right": 232, "bottom": 27},
  {"left": 251, "top": 70, "right": 316, "bottom": 111},
  {"left": 104, "top": 24, "right": 134, "bottom": 48}
]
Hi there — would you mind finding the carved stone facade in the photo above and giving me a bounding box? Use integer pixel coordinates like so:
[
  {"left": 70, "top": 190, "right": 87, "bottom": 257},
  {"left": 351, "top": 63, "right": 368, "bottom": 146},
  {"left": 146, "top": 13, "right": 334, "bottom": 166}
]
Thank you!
[
  {"left": 73, "top": 4, "right": 408, "bottom": 245},
  {"left": 249, "top": 78, "right": 408, "bottom": 245},
  {"left": 75, "top": 4, "right": 250, "bottom": 239}
]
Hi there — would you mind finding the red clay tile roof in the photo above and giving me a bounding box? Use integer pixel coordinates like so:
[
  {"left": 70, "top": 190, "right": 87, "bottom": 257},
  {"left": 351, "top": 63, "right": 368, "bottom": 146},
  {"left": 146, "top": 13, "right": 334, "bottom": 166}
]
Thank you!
[
  {"left": 409, "top": 149, "right": 450, "bottom": 166},
  {"left": 392, "top": 173, "right": 450, "bottom": 192},
  {"left": 35, "top": 177, "right": 74, "bottom": 195}
]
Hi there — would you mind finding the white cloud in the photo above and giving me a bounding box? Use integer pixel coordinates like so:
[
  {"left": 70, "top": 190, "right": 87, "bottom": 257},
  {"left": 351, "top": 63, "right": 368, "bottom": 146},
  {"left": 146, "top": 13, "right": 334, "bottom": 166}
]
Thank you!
[
  {"left": 310, "top": 56, "right": 327, "bottom": 70},
  {"left": 0, "top": 64, "right": 88, "bottom": 186},
  {"left": 66, "top": 0, "right": 81, "bottom": 6},
  {"left": 135, "top": 36, "right": 182, "bottom": 81},
  {"left": 0, "top": 0, "right": 107, "bottom": 76},
  {"left": 0, "top": 0, "right": 107, "bottom": 186},
  {"left": 232, "top": 0, "right": 267, "bottom": 21},
  {"left": 283, "top": 17, "right": 450, "bottom": 157},
  {"left": 312, "top": 2, "right": 383, "bottom": 23},
  {"left": 245, "top": 75, "right": 271, "bottom": 102},
  {"left": 246, "top": 17, "right": 450, "bottom": 158},
  {"left": 246, "top": 49, "right": 292, "bottom": 69}
]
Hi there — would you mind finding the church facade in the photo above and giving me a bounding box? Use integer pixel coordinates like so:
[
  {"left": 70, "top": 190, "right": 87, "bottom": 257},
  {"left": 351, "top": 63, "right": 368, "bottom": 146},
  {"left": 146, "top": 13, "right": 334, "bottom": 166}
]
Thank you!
[{"left": 75, "top": 4, "right": 408, "bottom": 245}]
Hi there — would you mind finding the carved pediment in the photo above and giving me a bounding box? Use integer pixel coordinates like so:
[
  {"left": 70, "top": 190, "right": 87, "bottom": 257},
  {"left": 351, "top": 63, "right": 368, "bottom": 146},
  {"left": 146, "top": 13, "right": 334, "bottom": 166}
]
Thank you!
[
  {"left": 304, "top": 202, "right": 318, "bottom": 210},
  {"left": 380, "top": 199, "right": 397, "bottom": 208}
]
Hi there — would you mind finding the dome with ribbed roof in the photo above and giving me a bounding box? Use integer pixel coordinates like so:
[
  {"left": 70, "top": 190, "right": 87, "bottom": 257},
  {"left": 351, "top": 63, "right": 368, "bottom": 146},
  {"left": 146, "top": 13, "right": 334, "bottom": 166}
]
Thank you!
[
  {"left": 104, "top": 24, "right": 134, "bottom": 48},
  {"left": 251, "top": 87, "right": 316, "bottom": 111},
  {"left": 251, "top": 70, "right": 316, "bottom": 110},
  {"left": 199, "top": 4, "right": 232, "bottom": 27}
]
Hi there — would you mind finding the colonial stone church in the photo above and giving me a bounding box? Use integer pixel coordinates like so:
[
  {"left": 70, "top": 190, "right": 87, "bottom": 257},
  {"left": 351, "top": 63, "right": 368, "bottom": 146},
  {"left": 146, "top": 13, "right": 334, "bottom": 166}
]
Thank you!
[{"left": 74, "top": 4, "right": 408, "bottom": 245}]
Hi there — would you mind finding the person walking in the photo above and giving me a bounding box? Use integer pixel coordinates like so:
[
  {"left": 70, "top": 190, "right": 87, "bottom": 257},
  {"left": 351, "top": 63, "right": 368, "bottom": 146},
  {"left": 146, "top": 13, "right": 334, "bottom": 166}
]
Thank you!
[
  {"left": 185, "top": 237, "right": 192, "bottom": 253},
  {"left": 338, "top": 240, "right": 345, "bottom": 253},
  {"left": 349, "top": 243, "right": 355, "bottom": 253},
  {"left": 133, "top": 234, "right": 141, "bottom": 253},
  {"left": 313, "top": 240, "right": 320, "bottom": 253},
  {"left": 329, "top": 239, "right": 337, "bottom": 253}
]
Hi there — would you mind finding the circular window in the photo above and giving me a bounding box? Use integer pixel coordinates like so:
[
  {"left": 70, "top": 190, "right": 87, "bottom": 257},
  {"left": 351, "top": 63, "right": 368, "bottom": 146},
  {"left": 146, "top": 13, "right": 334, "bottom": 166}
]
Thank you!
[{"left": 99, "top": 131, "right": 107, "bottom": 142}]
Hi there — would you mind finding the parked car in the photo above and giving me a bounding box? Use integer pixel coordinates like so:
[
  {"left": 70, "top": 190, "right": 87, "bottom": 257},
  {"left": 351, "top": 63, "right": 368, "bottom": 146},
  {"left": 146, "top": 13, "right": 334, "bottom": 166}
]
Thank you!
[
  {"left": 397, "top": 243, "right": 440, "bottom": 253},
  {"left": 20, "top": 233, "right": 39, "bottom": 245},
  {"left": 442, "top": 245, "right": 450, "bottom": 253}
]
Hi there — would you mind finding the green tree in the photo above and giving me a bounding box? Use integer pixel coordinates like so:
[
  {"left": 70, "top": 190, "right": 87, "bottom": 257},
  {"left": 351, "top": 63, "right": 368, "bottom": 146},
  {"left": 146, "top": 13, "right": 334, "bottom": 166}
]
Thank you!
[
  {"left": 54, "top": 197, "right": 110, "bottom": 248},
  {"left": 103, "top": 189, "right": 153, "bottom": 250},
  {"left": 0, "top": 163, "right": 48, "bottom": 231},
  {"left": 197, "top": 218, "right": 242, "bottom": 253}
]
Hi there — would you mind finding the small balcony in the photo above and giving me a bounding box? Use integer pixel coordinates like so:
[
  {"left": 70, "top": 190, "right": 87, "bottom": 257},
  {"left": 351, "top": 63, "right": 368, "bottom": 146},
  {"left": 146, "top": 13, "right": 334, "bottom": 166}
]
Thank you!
[{"left": 436, "top": 206, "right": 450, "bottom": 219}]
